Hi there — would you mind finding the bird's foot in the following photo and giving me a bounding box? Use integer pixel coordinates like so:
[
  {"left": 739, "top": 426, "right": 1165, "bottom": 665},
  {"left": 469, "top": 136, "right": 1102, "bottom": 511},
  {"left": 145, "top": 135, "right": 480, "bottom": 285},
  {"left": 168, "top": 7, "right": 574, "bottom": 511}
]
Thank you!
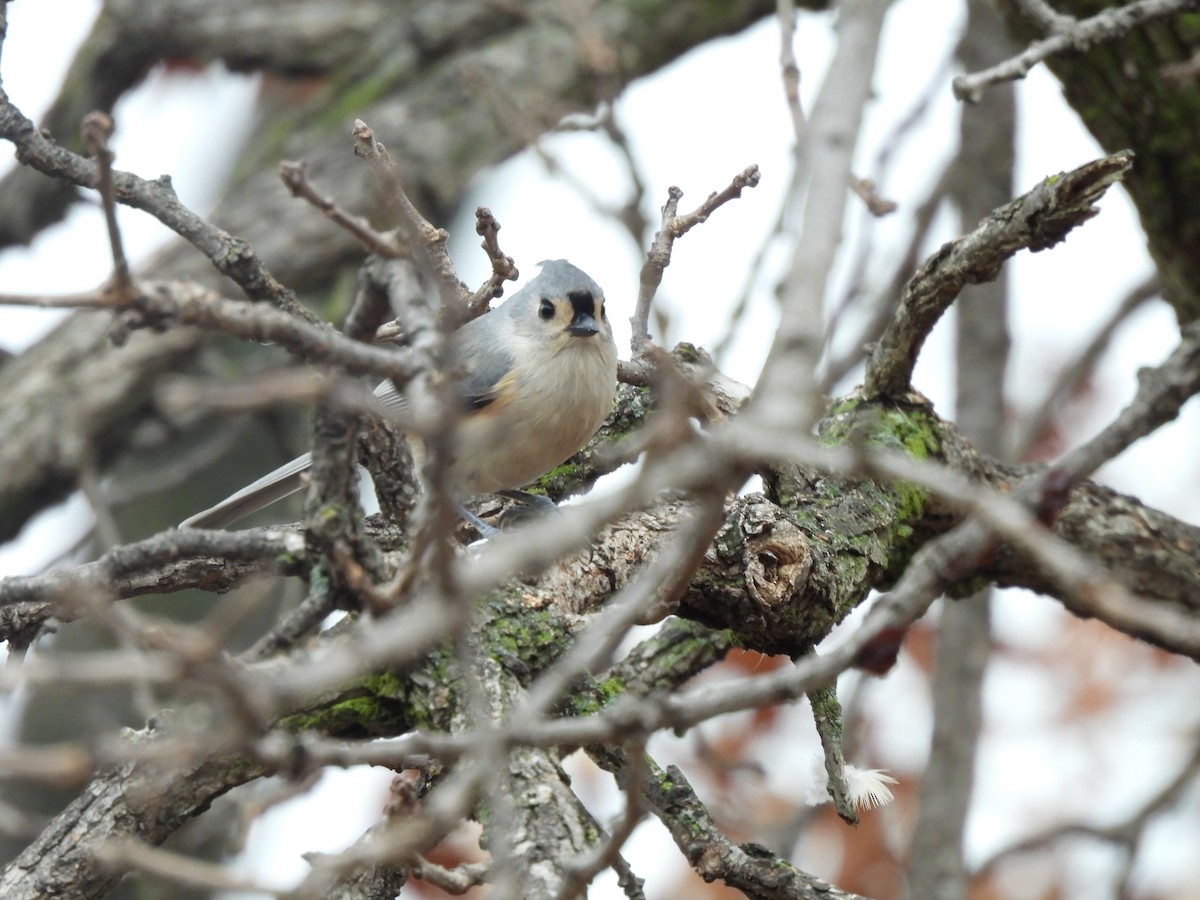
[{"left": 494, "top": 490, "right": 561, "bottom": 529}]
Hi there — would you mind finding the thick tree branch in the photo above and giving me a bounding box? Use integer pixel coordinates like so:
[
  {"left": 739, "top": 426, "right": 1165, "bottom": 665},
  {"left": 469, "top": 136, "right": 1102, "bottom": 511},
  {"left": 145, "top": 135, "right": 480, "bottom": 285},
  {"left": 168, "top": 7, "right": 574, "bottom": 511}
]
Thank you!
[
  {"left": 864, "top": 151, "right": 1134, "bottom": 398},
  {"left": 636, "top": 758, "right": 872, "bottom": 900}
]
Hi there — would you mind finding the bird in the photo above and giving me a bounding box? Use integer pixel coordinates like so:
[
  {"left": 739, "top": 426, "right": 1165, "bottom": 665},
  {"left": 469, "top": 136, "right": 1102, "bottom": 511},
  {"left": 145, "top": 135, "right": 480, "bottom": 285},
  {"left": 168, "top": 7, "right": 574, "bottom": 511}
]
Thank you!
[{"left": 179, "top": 260, "right": 619, "bottom": 532}]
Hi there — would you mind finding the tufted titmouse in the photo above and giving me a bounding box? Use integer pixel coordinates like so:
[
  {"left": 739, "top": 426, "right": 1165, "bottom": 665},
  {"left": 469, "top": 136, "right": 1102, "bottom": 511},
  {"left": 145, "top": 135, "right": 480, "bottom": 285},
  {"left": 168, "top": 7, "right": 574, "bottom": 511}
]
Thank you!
[{"left": 180, "top": 259, "right": 619, "bottom": 530}]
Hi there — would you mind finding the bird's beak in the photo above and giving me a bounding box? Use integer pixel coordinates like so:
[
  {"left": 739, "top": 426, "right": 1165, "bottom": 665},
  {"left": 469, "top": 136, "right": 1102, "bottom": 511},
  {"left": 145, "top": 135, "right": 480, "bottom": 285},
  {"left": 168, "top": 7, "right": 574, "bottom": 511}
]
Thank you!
[{"left": 568, "top": 313, "right": 600, "bottom": 337}]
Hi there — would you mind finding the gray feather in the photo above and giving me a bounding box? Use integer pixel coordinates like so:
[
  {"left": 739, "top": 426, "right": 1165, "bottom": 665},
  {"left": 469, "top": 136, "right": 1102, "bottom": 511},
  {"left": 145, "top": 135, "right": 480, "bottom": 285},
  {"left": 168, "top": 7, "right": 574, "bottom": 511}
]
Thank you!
[{"left": 178, "top": 452, "right": 313, "bottom": 529}]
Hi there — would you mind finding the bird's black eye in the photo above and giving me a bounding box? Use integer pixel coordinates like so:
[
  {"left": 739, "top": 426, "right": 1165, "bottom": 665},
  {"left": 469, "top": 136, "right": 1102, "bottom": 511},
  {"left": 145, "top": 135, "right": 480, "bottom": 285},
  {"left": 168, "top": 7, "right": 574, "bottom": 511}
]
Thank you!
[
  {"left": 599, "top": 303, "right": 607, "bottom": 320},
  {"left": 539, "top": 298, "right": 555, "bottom": 320}
]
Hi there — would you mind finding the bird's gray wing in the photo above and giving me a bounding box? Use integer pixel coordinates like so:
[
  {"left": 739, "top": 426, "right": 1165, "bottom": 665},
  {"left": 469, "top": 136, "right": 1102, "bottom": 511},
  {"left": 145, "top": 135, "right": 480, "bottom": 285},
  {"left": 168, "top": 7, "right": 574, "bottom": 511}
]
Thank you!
[
  {"left": 451, "top": 319, "right": 516, "bottom": 412},
  {"left": 181, "top": 378, "right": 400, "bottom": 529},
  {"left": 178, "top": 452, "right": 313, "bottom": 529},
  {"left": 180, "top": 375, "right": 399, "bottom": 529},
  {"left": 370, "top": 350, "right": 513, "bottom": 414},
  {"left": 181, "top": 323, "right": 515, "bottom": 528}
]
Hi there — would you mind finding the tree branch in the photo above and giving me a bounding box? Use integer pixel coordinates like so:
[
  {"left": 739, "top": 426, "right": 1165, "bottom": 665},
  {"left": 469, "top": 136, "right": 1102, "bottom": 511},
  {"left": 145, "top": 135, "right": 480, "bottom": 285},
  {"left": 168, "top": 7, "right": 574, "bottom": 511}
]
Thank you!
[
  {"left": 953, "top": 0, "right": 1200, "bottom": 102},
  {"left": 864, "top": 151, "right": 1134, "bottom": 398}
]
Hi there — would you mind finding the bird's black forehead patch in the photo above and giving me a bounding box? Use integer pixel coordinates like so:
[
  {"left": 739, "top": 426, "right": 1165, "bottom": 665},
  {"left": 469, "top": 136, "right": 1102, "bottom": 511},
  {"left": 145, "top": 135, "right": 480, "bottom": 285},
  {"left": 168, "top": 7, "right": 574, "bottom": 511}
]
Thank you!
[{"left": 567, "top": 290, "right": 597, "bottom": 318}]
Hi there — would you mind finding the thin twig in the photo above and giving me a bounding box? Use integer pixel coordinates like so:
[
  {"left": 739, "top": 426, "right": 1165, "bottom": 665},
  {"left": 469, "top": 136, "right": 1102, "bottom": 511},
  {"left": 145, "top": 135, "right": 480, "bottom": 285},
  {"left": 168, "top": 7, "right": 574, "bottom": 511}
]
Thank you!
[
  {"left": 1011, "top": 0, "right": 1078, "bottom": 32},
  {"left": 636, "top": 755, "right": 871, "bottom": 899},
  {"left": 554, "top": 745, "right": 648, "bottom": 900},
  {"left": 231, "top": 770, "right": 323, "bottom": 854},
  {"left": 80, "top": 111, "right": 136, "bottom": 302},
  {"left": 976, "top": 738, "right": 1200, "bottom": 879},
  {"left": 628, "top": 165, "right": 761, "bottom": 367},
  {"left": 530, "top": 107, "right": 650, "bottom": 248},
  {"left": 597, "top": 105, "right": 652, "bottom": 244},
  {"left": 0, "top": 280, "right": 424, "bottom": 384},
  {"left": 821, "top": 176, "right": 949, "bottom": 389},
  {"left": 351, "top": 119, "right": 471, "bottom": 320},
  {"left": 953, "top": 0, "right": 1198, "bottom": 101},
  {"left": 849, "top": 176, "right": 898, "bottom": 216},
  {"left": 1055, "top": 318, "right": 1200, "bottom": 481},
  {"left": 0, "top": 93, "right": 314, "bottom": 319},
  {"left": 469, "top": 206, "right": 519, "bottom": 309},
  {"left": 1012, "top": 275, "right": 1160, "bottom": 457},
  {"left": 411, "top": 856, "right": 491, "bottom": 894},
  {"left": 819, "top": 49, "right": 954, "bottom": 381},
  {"left": 279, "top": 159, "right": 406, "bottom": 258},
  {"left": 777, "top": 0, "right": 808, "bottom": 143},
  {"left": 754, "top": 0, "right": 892, "bottom": 434},
  {"left": 159, "top": 370, "right": 379, "bottom": 420},
  {"left": 809, "top": 683, "right": 857, "bottom": 824}
]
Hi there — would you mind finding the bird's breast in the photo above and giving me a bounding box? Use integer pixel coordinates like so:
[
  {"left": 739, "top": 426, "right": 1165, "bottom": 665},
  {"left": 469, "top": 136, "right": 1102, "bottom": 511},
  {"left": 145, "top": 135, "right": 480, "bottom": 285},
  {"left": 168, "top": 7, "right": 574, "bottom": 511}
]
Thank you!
[{"left": 452, "top": 338, "right": 617, "bottom": 495}]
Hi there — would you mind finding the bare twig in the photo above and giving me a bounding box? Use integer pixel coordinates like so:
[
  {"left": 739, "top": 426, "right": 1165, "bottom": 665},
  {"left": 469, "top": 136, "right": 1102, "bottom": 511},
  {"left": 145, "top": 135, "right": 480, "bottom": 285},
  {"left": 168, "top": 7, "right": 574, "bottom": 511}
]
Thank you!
[
  {"left": 241, "top": 581, "right": 341, "bottom": 664},
  {"left": 821, "top": 177, "right": 949, "bottom": 389},
  {"left": 849, "top": 176, "right": 898, "bottom": 216},
  {"left": 909, "top": 16, "right": 1015, "bottom": 885},
  {"left": 159, "top": 370, "right": 378, "bottom": 420},
  {"left": 707, "top": 1, "right": 814, "bottom": 371},
  {"left": 1011, "top": 0, "right": 1078, "bottom": 32},
  {"left": 343, "top": 128, "right": 472, "bottom": 600},
  {"left": 1162, "top": 53, "right": 1200, "bottom": 84},
  {"left": 529, "top": 106, "right": 651, "bottom": 248},
  {"left": 0, "top": 289, "right": 111, "bottom": 308},
  {"left": 469, "top": 206, "right": 519, "bottom": 308},
  {"left": 411, "top": 856, "right": 490, "bottom": 894},
  {"left": 824, "top": 41, "right": 955, "bottom": 378},
  {"left": 554, "top": 746, "right": 648, "bottom": 900},
  {"left": 977, "top": 738, "right": 1200, "bottom": 882},
  {"left": 628, "top": 166, "right": 761, "bottom": 366},
  {"left": 637, "top": 756, "right": 871, "bottom": 900},
  {"left": 0, "top": 742, "right": 95, "bottom": 787},
  {"left": 0, "top": 527, "right": 306, "bottom": 639},
  {"left": 1013, "top": 275, "right": 1160, "bottom": 457},
  {"left": 298, "top": 268, "right": 395, "bottom": 611},
  {"left": 279, "top": 159, "right": 406, "bottom": 258},
  {"left": 515, "top": 492, "right": 730, "bottom": 725},
  {"left": 953, "top": 0, "right": 1199, "bottom": 101},
  {"left": 80, "top": 111, "right": 135, "bottom": 302},
  {"left": 0, "top": 280, "right": 424, "bottom": 384},
  {"left": 230, "top": 770, "right": 323, "bottom": 854},
  {"left": 809, "top": 683, "right": 857, "bottom": 824},
  {"left": 753, "top": 0, "right": 892, "bottom": 433},
  {"left": 0, "top": 93, "right": 314, "bottom": 319},
  {"left": 597, "top": 106, "right": 652, "bottom": 244},
  {"left": 0, "top": 650, "right": 182, "bottom": 690},
  {"left": 777, "top": 0, "right": 808, "bottom": 143},
  {"left": 1056, "top": 319, "right": 1200, "bottom": 480},
  {"left": 351, "top": 119, "right": 472, "bottom": 320}
]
